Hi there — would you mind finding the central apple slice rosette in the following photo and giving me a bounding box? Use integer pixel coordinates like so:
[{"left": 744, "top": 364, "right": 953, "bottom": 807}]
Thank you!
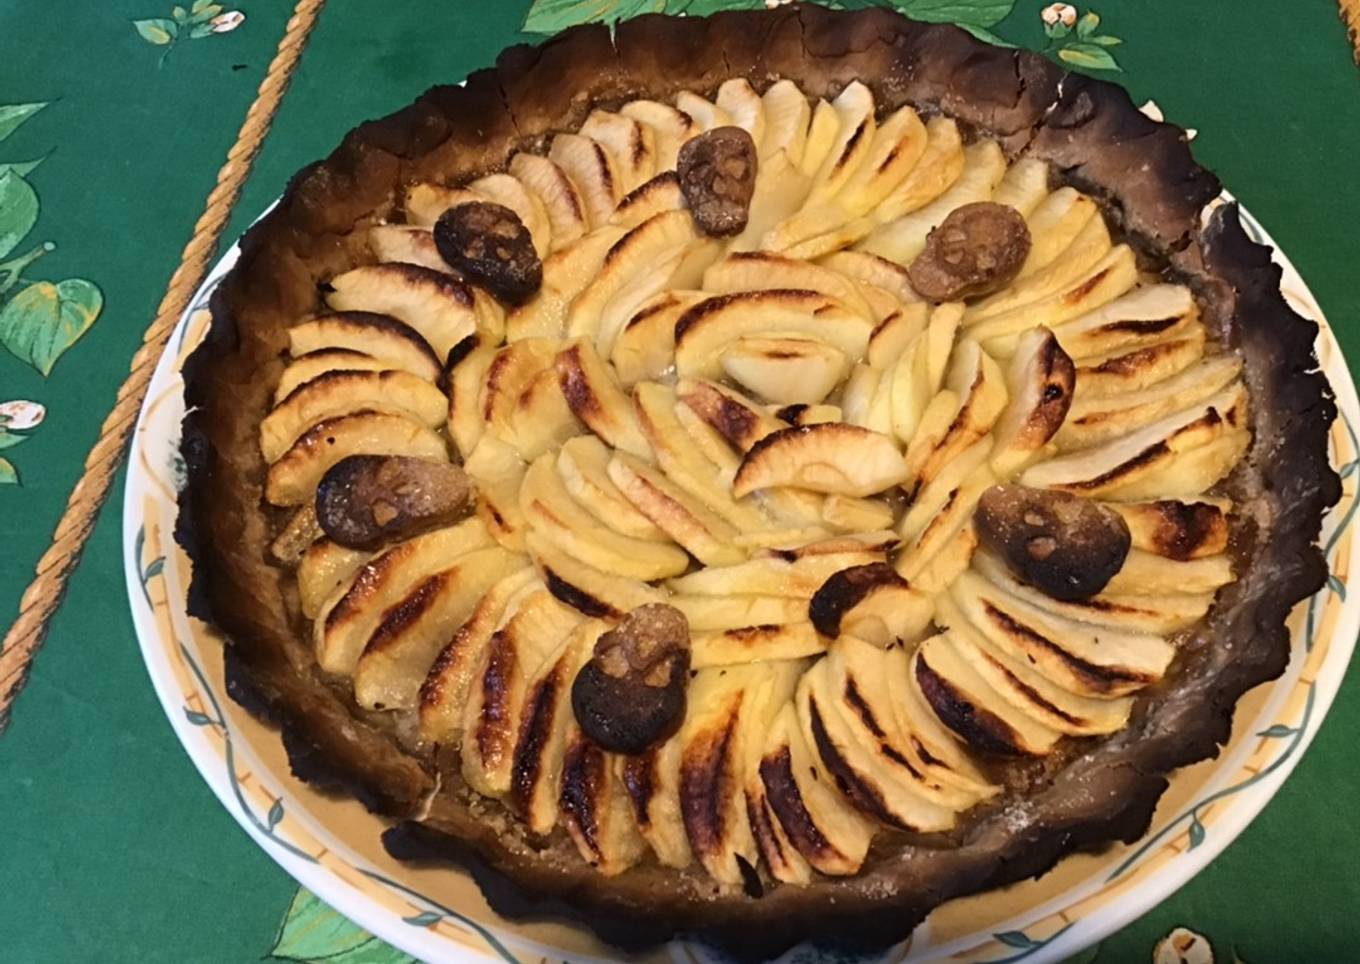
[{"left": 255, "top": 78, "right": 1248, "bottom": 888}]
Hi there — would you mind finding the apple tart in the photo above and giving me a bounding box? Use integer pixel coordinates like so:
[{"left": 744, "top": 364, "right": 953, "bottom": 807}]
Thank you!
[{"left": 179, "top": 5, "right": 1339, "bottom": 956}]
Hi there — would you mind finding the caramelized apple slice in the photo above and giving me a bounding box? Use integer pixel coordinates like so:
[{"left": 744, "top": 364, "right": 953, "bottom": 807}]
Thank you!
[
  {"left": 326, "top": 263, "right": 480, "bottom": 362},
  {"left": 289, "top": 312, "right": 441, "bottom": 383}
]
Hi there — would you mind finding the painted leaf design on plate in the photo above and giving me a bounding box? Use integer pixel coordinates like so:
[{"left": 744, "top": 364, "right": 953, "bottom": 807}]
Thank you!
[
  {"left": 134, "top": 17, "right": 179, "bottom": 44},
  {"left": 0, "top": 457, "right": 16, "bottom": 485},
  {"left": 269, "top": 887, "right": 418, "bottom": 964},
  {"left": 0, "top": 103, "right": 47, "bottom": 145},
  {"left": 0, "top": 170, "right": 39, "bottom": 260},
  {"left": 893, "top": 0, "right": 1015, "bottom": 27},
  {"left": 523, "top": 0, "right": 665, "bottom": 33},
  {"left": 0, "top": 278, "right": 104, "bottom": 375},
  {"left": 1058, "top": 42, "right": 1121, "bottom": 71}
]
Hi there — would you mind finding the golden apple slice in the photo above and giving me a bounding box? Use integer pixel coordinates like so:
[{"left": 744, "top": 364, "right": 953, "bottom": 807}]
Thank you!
[
  {"left": 804, "top": 81, "right": 876, "bottom": 206},
  {"left": 620, "top": 733, "right": 692, "bottom": 869},
  {"left": 506, "top": 225, "right": 627, "bottom": 340},
  {"left": 895, "top": 464, "right": 993, "bottom": 590},
  {"left": 274, "top": 349, "right": 394, "bottom": 404},
  {"left": 555, "top": 338, "right": 651, "bottom": 458},
  {"left": 677, "top": 377, "right": 783, "bottom": 452},
  {"left": 715, "top": 78, "right": 766, "bottom": 146},
  {"left": 820, "top": 250, "right": 921, "bottom": 308},
  {"left": 967, "top": 209, "right": 1111, "bottom": 322},
  {"left": 759, "top": 79, "right": 810, "bottom": 164},
  {"left": 467, "top": 172, "right": 553, "bottom": 256},
  {"left": 417, "top": 566, "right": 540, "bottom": 744},
  {"left": 463, "top": 435, "right": 529, "bottom": 552},
  {"left": 772, "top": 402, "right": 843, "bottom": 427},
  {"left": 746, "top": 759, "right": 812, "bottom": 884},
  {"left": 901, "top": 338, "right": 1008, "bottom": 494},
  {"left": 368, "top": 223, "right": 447, "bottom": 272},
  {"left": 607, "top": 452, "right": 745, "bottom": 566},
  {"left": 1105, "top": 547, "right": 1234, "bottom": 596},
  {"left": 556, "top": 434, "right": 667, "bottom": 541},
  {"left": 691, "top": 621, "right": 825, "bottom": 669},
  {"left": 913, "top": 632, "right": 1063, "bottom": 756},
  {"left": 865, "top": 302, "right": 930, "bottom": 370},
  {"left": 526, "top": 531, "right": 664, "bottom": 620},
  {"left": 260, "top": 370, "right": 446, "bottom": 463},
  {"left": 1014, "top": 187, "right": 1100, "bottom": 279},
  {"left": 508, "top": 152, "right": 588, "bottom": 250},
  {"left": 728, "top": 148, "right": 812, "bottom": 253},
  {"left": 559, "top": 727, "right": 648, "bottom": 875},
  {"left": 667, "top": 548, "right": 884, "bottom": 599},
  {"left": 290, "top": 313, "right": 441, "bottom": 383},
  {"left": 481, "top": 338, "right": 557, "bottom": 441},
  {"left": 760, "top": 702, "right": 873, "bottom": 875},
  {"left": 580, "top": 109, "right": 657, "bottom": 195},
  {"left": 611, "top": 289, "right": 706, "bottom": 387},
  {"left": 669, "top": 593, "right": 807, "bottom": 631},
  {"left": 989, "top": 327, "right": 1076, "bottom": 477},
  {"left": 315, "top": 518, "right": 492, "bottom": 675},
  {"left": 403, "top": 182, "right": 480, "bottom": 226},
  {"left": 1057, "top": 285, "right": 1199, "bottom": 364},
  {"left": 674, "top": 90, "right": 732, "bottom": 131},
  {"left": 720, "top": 337, "right": 849, "bottom": 406},
  {"left": 820, "top": 494, "right": 894, "bottom": 533},
  {"left": 869, "top": 116, "right": 965, "bottom": 225},
  {"left": 445, "top": 335, "right": 494, "bottom": 458},
  {"left": 733, "top": 423, "right": 908, "bottom": 498},
  {"left": 520, "top": 453, "right": 690, "bottom": 580},
  {"left": 990, "top": 157, "right": 1051, "bottom": 216},
  {"left": 549, "top": 132, "right": 623, "bottom": 228},
  {"left": 509, "top": 620, "right": 603, "bottom": 834},
  {"left": 702, "top": 251, "right": 874, "bottom": 317},
  {"left": 298, "top": 540, "right": 370, "bottom": 620},
  {"left": 856, "top": 140, "right": 1007, "bottom": 264},
  {"left": 264, "top": 411, "right": 447, "bottom": 506},
  {"left": 887, "top": 303, "right": 961, "bottom": 444},
  {"left": 808, "top": 562, "right": 932, "bottom": 647},
  {"left": 609, "top": 171, "right": 684, "bottom": 230},
  {"left": 1109, "top": 498, "right": 1230, "bottom": 560},
  {"left": 1074, "top": 324, "right": 1207, "bottom": 399},
  {"left": 326, "top": 263, "right": 479, "bottom": 362},
  {"left": 353, "top": 545, "right": 525, "bottom": 711},
  {"left": 620, "top": 99, "right": 698, "bottom": 170}
]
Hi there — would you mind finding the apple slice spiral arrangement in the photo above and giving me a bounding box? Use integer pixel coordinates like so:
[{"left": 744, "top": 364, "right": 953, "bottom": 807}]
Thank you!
[{"left": 256, "top": 77, "right": 1248, "bottom": 887}]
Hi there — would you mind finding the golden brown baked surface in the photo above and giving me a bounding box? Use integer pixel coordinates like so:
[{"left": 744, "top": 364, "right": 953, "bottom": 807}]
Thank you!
[{"left": 179, "top": 5, "right": 1339, "bottom": 956}]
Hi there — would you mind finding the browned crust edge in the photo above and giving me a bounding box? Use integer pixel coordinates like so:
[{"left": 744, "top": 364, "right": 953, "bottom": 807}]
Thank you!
[{"left": 176, "top": 5, "right": 1340, "bottom": 958}]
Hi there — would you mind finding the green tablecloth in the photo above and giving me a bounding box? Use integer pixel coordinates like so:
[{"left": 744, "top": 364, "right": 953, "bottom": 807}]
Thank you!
[{"left": 1, "top": 1, "right": 1357, "bottom": 960}]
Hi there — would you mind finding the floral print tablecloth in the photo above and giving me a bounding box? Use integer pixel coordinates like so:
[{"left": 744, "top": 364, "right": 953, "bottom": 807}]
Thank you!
[{"left": 1, "top": 2, "right": 1358, "bottom": 961}]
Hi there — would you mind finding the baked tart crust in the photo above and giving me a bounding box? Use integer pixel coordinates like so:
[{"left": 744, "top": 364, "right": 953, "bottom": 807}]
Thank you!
[{"left": 178, "top": 5, "right": 1339, "bottom": 957}]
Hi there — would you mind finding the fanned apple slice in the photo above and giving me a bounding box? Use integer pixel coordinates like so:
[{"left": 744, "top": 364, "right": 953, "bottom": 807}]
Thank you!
[
  {"left": 264, "top": 411, "right": 447, "bottom": 506},
  {"left": 866, "top": 302, "right": 930, "bottom": 370},
  {"left": 746, "top": 757, "right": 813, "bottom": 884},
  {"left": 1054, "top": 284, "right": 1199, "bottom": 362},
  {"left": 555, "top": 338, "right": 651, "bottom": 458},
  {"left": 990, "top": 327, "right": 1076, "bottom": 477},
  {"left": 506, "top": 225, "right": 627, "bottom": 340},
  {"left": 353, "top": 545, "right": 525, "bottom": 711},
  {"left": 580, "top": 110, "right": 657, "bottom": 195},
  {"left": 559, "top": 728, "right": 648, "bottom": 875},
  {"left": 759, "top": 79, "right": 810, "bottom": 164},
  {"left": 526, "top": 531, "right": 664, "bottom": 620},
  {"left": 298, "top": 540, "right": 371, "bottom": 620},
  {"left": 620, "top": 99, "right": 698, "bottom": 171},
  {"left": 510, "top": 620, "right": 604, "bottom": 834},
  {"left": 549, "top": 133, "right": 623, "bottom": 228},
  {"left": 404, "top": 182, "right": 481, "bottom": 226},
  {"left": 760, "top": 702, "right": 873, "bottom": 876},
  {"left": 888, "top": 303, "right": 962, "bottom": 445},
  {"left": 728, "top": 148, "right": 813, "bottom": 253},
  {"left": 314, "top": 518, "right": 492, "bottom": 675},
  {"left": 868, "top": 116, "right": 965, "bottom": 226},
  {"left": 446, "top": 335, "right": 494, "bottom": 458},
  {"left": 901, "top": 338, "right": 1008, "bottom": 495},
  {"left": 368, "top": 224, "right": 448, "bottom": 273},
  {"left": 936, "top": 601, "right": 1134, "bottom": 737},
  {"left": 621, "top": 733, "right": 692, "bottom": 869},
  {"left": 831, "top": 637, "right": 987, "bottom": 809},
  {"left": 990, "top": 158, "right": 1051, "bottom": 216},
  {"left": 804, "top": 81, "right": 876, "bottom": 207},
  {"left": 773, "top": 402, "right": 844, "bottom": 427},
  {"left": 1074, "top": 325, "right": 1207, "bottom": 399},
  {"left": 611, "top": 289, "right": 706, "bottom": 387},
  {"left": 462, "top": 588, "right": 584, "bottom": 797},
  {"left": 674, "top": 90, "right": 732, "bottom": 131},
  {"left": 481, "top": 338, "right": 558, "bottom": 442},
  {"left": 1109, "top": 498, "right": 1230, "bottom": 560},
  {"left": 948, "top": 569, "right": 1174, "bottom": 697},
  {"left": 675, "top": 378, "right": 779, "bottom": 453},
  {"left": 511, "top": 365, "right": 582, "bottom": 462},
  {"left": 971, "top": 549, "right": 1216, "bottom": 635},
  {"left": 260, "top": 370, "right": 447, "bottom": 462},
  {"left": 290, "top": 313, "right": 442, "bottom": 383},
  {"left": 670, "top": 594, "right": 807, "bottom": 631},
  {"left": 607, "top": 452, "right": 744, "bottom": 566},
  {"left": 674, "top": 290, "right": 874, "bottom": 381},
  {"left": 1057, "top": 355, "right": 1242, "bottom": 451},
  {"left": 821, "top": 494, "right": 894, "bottom": 533},
  {"left": 808, "top": 562, "right": 932, "bottom": 647},
  {"left": 1020, "top": 384, "right": 1248, "bottom": 500},
  {"left": 463, "top": 435, "right": 529, "bottom": 552},
  {"left": 417, "top": 566, "right": 540, "bottom": 744},
  {"left": 759, "top": 531, "right": 898, "bottom": 559},
  {"left": 970, "top": 246, "right": 1141, "bottom": 358},
  {"left": 1104, "top": 548, "right": 1234, "bottom": 596},
  {"left": 715, "top": 78, "right": 766, "bottom": 145},
  {"left": 692, "top": 621, "right": 825, "bottom": 669},
  {"left": 820, "top": 251, "right": 921, "bottom": 308},
  {"left": 897, "top": 436, "right": 991, "bottom": 543},
  {"left": 609, "top": 171, "right": 684, "bottom": 229},
  {"left": 509, "top": 152, "right": 588, "bottom": 250},
  {"left": 720, "top": 337, "right": 849, "bottom": 407},
  {"left": 733, "top": 423, "right": 908, "bottom": 498},
  {"left": 634, "top": 382, "right": 772, "bottom": 532},
  {"left": 469, "top": 172, "right": 553, "bottom": 257},
  {"left": 556, "top": 435, "right": 667, "bottom": 541},
  {"left": 966, "top": 210, "right": 1112, "bottom": 322},
  {"left": 521, "top": 453, "right": 690, "bottom": 580},
  {"left": 798, "top": 659, "right": 958, "bottom": 830},
  {"left": 913, "top": 632, "right": 1063, "bottom": 756},
  {"left": 1014, "top": 188, "right": 1100, "bottom": 279},
  {"left": 667, "top": 549, "right": 885, "bottom": 599},
  {"left": 275, "top": 349, "right": 393, "bottom": 404},
  {"left": 895, "top": 463, "right": 994, "bottom": 591},
  {"left": 855, "top": 140, "right": 1007, "bottom": 264},
  {"left": 797, "top": 98, "right": 840, "bottom": 176},
  {"left": 703, "top": 251, "right": 874, "bottom": 317},
  {"left": 840, "top": 364, "right": 888, "bottom": 434},
  {"left": 326, "top": 263, "right": 480, "bottom": 362}
]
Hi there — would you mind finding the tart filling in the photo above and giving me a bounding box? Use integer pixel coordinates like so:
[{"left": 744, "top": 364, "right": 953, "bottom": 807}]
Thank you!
[{"left": 180, "top": 7, "right": 1338, "bottom": 956}]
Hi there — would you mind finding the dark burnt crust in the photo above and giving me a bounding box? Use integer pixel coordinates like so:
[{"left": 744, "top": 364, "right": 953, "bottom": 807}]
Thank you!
[{"left": 176, "top": 4, "right": 1339, "bottom": 958}]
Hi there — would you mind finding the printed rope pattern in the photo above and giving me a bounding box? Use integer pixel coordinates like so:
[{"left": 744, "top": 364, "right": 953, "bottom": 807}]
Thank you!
[{"left": 0, "top": 0, "right": 327, "bottom": 732}]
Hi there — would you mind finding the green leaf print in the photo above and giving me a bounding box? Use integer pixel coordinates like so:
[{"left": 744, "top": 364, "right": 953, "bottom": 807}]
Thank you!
[
  {"left": 0, "top": 170, "right": 39, "bottom": 260},
  {"left": 134, "top": 18, "right": 179, "bottom": 45},
  {"left": 0, "top": 457, "right": 16, "bottom": 485},
  {"left": 1057, "top": 42, "right": 1120, "bottom": 71},
  {"left": 268, "top": 887, "right": 418, "bottom": 964},
  {"left": 0, "top": 278, "right": 103, "bottom": 375},
  {"left": 0, "top": 103, "right": 48, "bottom": 145},
  {"left": 894, "top": 0, "right": 1015, "bottom": 28},
  {"left": 523, "top": 0, "right": 664, "bottom": 34}
]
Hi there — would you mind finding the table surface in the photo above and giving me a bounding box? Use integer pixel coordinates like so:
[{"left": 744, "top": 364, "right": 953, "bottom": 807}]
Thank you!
[{"left": 1, "top": 1, "right": 1358, "bottom": 961}]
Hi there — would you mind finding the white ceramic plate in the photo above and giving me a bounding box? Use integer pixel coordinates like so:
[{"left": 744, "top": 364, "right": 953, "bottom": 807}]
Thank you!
[{"left": 124, "top": 200, "right": 1360, "bottom": 964}]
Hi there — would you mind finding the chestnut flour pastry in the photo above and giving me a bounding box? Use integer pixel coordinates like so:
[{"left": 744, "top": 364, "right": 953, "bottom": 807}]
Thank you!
[{"left": 179, "top": 5, "right": 1340, "bottom": 957}]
